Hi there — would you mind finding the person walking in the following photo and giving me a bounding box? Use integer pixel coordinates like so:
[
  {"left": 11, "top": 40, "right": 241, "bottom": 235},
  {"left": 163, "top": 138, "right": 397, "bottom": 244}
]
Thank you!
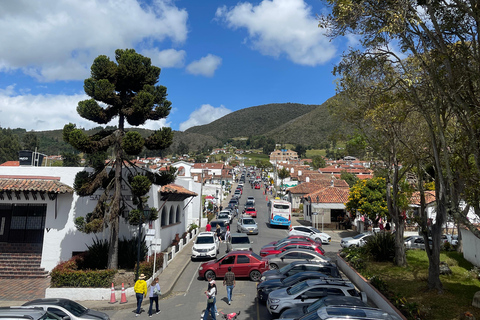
[
  {"left": 223, "top": 267, "right": 236, "bottom": 305},
  {"left": 216, "top": 224, "right": 222, "bottom": 243},
  {"left": 203, "top": 277, "right": 217, "bottom": 320},
  {"left": 148, "top": 278, "right": 161, "bottom": 317},
  {"left": 134, "top": 273, "right": 148, "bottom": 317},
  {"left": 206, "top": 222, "right": 211, "bottom": 232}
]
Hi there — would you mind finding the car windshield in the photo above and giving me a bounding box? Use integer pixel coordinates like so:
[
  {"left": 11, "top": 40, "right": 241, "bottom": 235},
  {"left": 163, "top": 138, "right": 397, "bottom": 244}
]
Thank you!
[
  {"left": 63, "top": 300, "right": 88, "bottom": 316},
  {"left": 306, "top": 298, "right": 327, "bottom": 312},
  {"left": 231, "top": 237, "right": 250, "bottom": 244},
  {"left": 286, "top": 281, "right": 309, "bottom": 295},
  {"left": 196, "top": 237, "right": 214, "bottom": 244},
  {"left": 243, "top": 219, "right": 255, "bottom": 225},
  {"left": 326, "top": 307, "right": 367, "bottom": 317},
  {"left": 298, "top": 311, "right": 321, "bottom": 320},
  {"left": 218, "top": 214, "right": 229, "bottom": 219},
  {"left": 41, "top": 312, "right": 63, "bottom": 320},
  {"left": 311, "top": 227, "right": 321, "bottom": 233},
  {"left": 210, "top": 221, "right": 225, "bottom": 228},
  {"left": 282, "top": 273, "right": 306, "bottom": 287},
  {"left": 353, "top": 233, "right": 366, "bottom": 239}
]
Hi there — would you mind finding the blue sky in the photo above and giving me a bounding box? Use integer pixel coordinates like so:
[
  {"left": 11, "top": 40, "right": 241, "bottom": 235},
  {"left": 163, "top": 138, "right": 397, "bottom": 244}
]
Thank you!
[{"left": 0, "top": 0, "right": 350, "bottom": 132}]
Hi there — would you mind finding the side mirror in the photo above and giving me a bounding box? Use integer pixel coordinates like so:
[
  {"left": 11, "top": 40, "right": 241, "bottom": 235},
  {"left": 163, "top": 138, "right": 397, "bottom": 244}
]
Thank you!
[{"left": 360, "top": 292, "right": 368, "bottom": 303}]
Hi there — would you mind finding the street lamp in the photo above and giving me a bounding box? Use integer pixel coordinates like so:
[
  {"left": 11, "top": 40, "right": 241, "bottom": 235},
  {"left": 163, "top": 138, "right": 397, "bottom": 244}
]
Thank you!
[{"left": 136, "top": 205, "right": 150, "bottom": 280}]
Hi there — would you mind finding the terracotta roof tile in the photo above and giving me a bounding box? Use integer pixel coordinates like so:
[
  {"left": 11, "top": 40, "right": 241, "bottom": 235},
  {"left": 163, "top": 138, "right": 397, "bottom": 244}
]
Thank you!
[
  {"left": 160, "top": 183, "right": 197, "bottom": 196},
  {"left": 305, "top": 187, "right": 350, "bottom": 204},
  {"left": 0, "top": 177, "right": 73, "bottom": 193},
  {"left": 410, "top": 191, "right": 436, "bottom": 205},
  {"left": 0, "top": 161, "right": 20, "bottom": 166}
]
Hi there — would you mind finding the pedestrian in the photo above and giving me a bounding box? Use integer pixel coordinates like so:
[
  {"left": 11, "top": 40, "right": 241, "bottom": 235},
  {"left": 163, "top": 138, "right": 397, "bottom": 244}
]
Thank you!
[
  {"left": 148, "top": 278, "right": 161, "bottom": 317},
  {"left": 216, "top": 224, "right": 222, "bottom": 242},
  {"left": 134, "top": 273, "right": 148, "bottom": 317},
  {"left": 385, "top": 221, "right": 391, "bottom": 232},
  {"left": 223, "top": 267, "right": 236, "bottom": 305},
  {"left": 225, "top": 225, "right": 231, "bottom": 242},
  {"left": 206, "top": 222, "right": 211, "bottom": 232},
  {"left": 203, "top": 277, "right": 217, "bottom": 320}
]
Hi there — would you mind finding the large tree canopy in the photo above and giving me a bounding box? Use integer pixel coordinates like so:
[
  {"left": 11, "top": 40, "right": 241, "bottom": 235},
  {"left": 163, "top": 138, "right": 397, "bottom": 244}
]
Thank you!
[{"left": 64, "top": 49, "right": 175, "bottom": 269}]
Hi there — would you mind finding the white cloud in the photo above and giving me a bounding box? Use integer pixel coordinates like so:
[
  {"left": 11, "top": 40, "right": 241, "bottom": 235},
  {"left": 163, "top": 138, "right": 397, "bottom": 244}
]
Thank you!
[
  {"left": 142, "top": 48, "right": 186, "bottom": 68},
  {"left": 0, "top": 0, "right": 188, "bottom": 81},
  {"left": 0, "top": 88, "right": 172, "bottom": 131},
  {"left": 215, "top": 0, "right": 336, "bottom": 66},
  {"left": 186, "top": 54, "right": 222, "bottom": 77},
  {"left": 179, "top": 104, "right": 231, "bottom": 131}
]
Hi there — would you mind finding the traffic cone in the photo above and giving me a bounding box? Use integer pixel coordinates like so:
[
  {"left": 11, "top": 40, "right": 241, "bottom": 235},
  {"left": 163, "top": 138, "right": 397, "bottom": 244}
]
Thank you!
[
  {"left": 266, "top": 195, "right": 268, "bottom": 201},
  {"left": 108, "top": 283, "right": 117, "bottom": 304},
  {"left": 120, "top": 283, "right": 127, "bottom": 304}
]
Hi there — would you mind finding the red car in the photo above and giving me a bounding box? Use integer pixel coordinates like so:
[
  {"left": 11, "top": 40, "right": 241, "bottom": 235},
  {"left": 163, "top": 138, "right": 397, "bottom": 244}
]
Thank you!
[
  {"left": 254, "top": 183, "right": 261, "bottom": 189},
  {"left": 245, "top": 207, "right": 257, "bottom": 218},
  {"left": 198, "top": 251, "right": 269, "bottom": 281},
  {"left": 262, "top": 236, "right": 320, "bottom": 249},
  {"left": 259, "top": 242, "right": 325, "bottom": 257}
]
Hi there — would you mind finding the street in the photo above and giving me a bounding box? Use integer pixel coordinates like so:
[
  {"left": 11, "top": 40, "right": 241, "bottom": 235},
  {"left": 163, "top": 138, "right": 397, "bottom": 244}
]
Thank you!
[{"left": 104, "top": 184, "right": 343, "bottom": 319}]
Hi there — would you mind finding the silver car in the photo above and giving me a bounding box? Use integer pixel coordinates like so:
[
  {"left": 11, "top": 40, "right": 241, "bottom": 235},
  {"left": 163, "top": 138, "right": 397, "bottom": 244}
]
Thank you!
[
  {"left": 264, "top": 248, "right": 330, "bottom": 270},
  {"left": 237, "top": 215, "right": 258, "bottom": 235},
  {"left": 309, "top": 306, "right": 401, "bottom": 320},
  {"left": 226, "top": 233, "right": 252, "bottom": 252},
  {"left": 0, "top": 307, "right": 62, "bottom": 320},
  {"left": 340, "top": 233, "right": 373, "bottom": 248},
  {"left": 279, "top": 296, "right": 369, "bottom": 319},
  {"left": 22, "top": 298, "right": 110, "bottom": 320},
  {"left": 266, "top": 279, "right": 366, "bottom": 317},
  {"left": 217, "top": 212, "right": 231, "bottom": 225}
]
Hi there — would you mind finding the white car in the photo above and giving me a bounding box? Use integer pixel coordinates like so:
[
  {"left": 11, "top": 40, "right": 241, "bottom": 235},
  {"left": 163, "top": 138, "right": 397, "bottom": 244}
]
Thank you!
[
  {"left": 191, "top": 232, "right": 219, "bottom": 260},
  {"left": 288, "top": 226, "right": 331, "bottom": 244},
  {"left": 22, "top": 298, "right": 109, "bottom": 320},
  {"left": 340, "top": 233, "right": 373, "bottom": 248}
]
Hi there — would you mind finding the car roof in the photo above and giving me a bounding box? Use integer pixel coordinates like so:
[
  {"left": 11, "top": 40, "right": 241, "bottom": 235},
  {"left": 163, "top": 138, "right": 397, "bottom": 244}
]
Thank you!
[
  {"left": 230, "top": 233, "right": 248, "bottom": 237},
  {"left": 198, "top": 232, "right": 216, "bottom": 237},
  {"left": 278, "top": 248, "right": 325, "bottom": 255},
  {"left": 317, "top": 306, "right": 396, "bottom": 319},
  {"left": 287, "top": 260, "right": 332, "bottom": 267},
  {"left": 23, "top": 298, "right": 69, "bottom": 306},
  {"left": 0, "top": 306, "right": 54, "bottom": 318},
  {"left": 305, "top": 278, "right": 353, "bottom": 287}
]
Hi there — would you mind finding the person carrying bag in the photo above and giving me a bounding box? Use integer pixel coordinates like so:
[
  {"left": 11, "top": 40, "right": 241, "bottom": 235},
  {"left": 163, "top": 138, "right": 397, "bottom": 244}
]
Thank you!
[
  {"left": 148, "top": 278, "right": 161, "bottom": 317},
  {"left": 203, "top": 277, "right": 217, "bottom": 320}
]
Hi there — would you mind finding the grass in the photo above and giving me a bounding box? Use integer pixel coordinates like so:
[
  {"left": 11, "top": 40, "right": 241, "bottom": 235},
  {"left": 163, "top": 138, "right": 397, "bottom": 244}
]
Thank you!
[
  {"left": 243, "top": 153, "right": 269, "bottom": 166},
  {"left": 360, "top": 250, "right": 480, "bottom": 320}
]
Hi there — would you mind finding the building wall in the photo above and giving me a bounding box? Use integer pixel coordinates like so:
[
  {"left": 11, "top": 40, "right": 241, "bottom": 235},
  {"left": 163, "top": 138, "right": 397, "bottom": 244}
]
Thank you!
[{"left": 461, "top": 228, "right": 480, "bottom": 267}]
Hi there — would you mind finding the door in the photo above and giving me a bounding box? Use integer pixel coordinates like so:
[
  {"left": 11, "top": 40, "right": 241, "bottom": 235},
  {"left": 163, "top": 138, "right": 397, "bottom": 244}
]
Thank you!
[
  {"left": 279, "top": 252, "right": 300, "bottom": 268},
  {"left": 235, "top": 254, "right": 251, "bottom": 277},
  {"left": 0, "top": 204, "right": 12, "bottom": 242},
  {"left": 218, "top": 255, "right": 236, "bottom": 277}
]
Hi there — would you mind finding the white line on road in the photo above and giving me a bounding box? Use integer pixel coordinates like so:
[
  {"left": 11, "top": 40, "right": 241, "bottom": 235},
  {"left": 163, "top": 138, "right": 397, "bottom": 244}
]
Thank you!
[{"left": 185, "top": 263, "right": 201, "bottom": 296}]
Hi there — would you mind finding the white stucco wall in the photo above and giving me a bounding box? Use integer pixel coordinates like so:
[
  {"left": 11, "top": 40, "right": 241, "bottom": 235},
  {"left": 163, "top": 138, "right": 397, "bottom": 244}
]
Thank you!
[{"left": 461, "top": 228, "right": 480, "bottom": 267}]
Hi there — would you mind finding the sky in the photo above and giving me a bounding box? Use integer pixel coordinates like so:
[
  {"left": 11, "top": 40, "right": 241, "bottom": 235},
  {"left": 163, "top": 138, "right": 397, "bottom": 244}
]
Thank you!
[{"left": 0, "top": 0, "right": 353, "bottom": 133}]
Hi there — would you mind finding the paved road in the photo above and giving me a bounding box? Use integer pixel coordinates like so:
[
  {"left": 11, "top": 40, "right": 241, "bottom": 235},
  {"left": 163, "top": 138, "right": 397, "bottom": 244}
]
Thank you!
[{"left": 103, "top": 182, "right": 343, "bottom": 319}]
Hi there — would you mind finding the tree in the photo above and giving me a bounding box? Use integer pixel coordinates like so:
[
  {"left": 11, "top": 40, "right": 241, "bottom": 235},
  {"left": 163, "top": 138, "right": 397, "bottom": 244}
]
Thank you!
[
  {"left": 61, "top": 152, "right": 81, "bottom": 167},
  {"left": 340, "top": 170, "right": 358, "bottom": 188},
  {"left": 262, "top": 138, "right": 276, "bottom": 155},
  {"left": 0, "top": 128, "right": 21, "bottom": 163},
  {"left": 64, "top": 49, "right": 175, "bottom": 269},
  {"left": 293, "top": 144, "right": 307, "bottom": 158},
  {"left": 22, "top": 132, "right": 39, "bottom": 151},
  {"left": 311, "top": 155, "right": 326, "bottom": 170},
  {"left": 346, "top": 177, "right": 387, "bottom": 224},
  {"left": 277, "top": 167, "right": 290, "bottom": 196}
]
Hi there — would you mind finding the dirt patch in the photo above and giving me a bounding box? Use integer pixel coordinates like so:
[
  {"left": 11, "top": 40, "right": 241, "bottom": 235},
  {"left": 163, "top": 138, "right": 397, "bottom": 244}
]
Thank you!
[{"left": 113, "top": 270, "right": 135, "bottom": 289}]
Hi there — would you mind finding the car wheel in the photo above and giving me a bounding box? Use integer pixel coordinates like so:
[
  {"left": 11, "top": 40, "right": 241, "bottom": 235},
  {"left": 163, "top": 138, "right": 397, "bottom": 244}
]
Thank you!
[
  {"left": 249, "top": 270, "right": 261, "bottom": 281},
  {"left": 315, "top": 237, "right": 321, "bottom": 243},
  {"left": 205, "top": 270, "right": 216, "bottom": 280},
  {"left": 270, "top": 263, "right": 279, "bottom": 270}
]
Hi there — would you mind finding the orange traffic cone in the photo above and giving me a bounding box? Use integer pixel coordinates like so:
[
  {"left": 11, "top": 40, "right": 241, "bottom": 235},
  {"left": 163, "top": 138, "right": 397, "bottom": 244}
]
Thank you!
[
  {"left": 120, "top": 283, "right": 127, "bottom": 304},
  {"left": 266, "top": 195, "right": 268, "bottom": 201},
  {"left": 108, "top": 283, "right": 117, "bottom": 304}
]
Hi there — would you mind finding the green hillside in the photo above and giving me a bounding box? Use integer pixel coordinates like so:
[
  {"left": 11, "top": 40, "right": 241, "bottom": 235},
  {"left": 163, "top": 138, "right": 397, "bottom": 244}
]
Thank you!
[{"left": 184, "top": 103, "right": 318, "bottom": 140}]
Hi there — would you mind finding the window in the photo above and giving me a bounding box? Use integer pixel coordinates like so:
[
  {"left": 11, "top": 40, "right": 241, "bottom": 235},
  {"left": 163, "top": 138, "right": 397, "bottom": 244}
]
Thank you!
[
  {"left": 161, "top": 207, "right": 168, "bottom": 227},
  {"left": 222, "top": 256, "right": 235, "bottom": 265},
  {"left": 176, "top": 205, "right": 181, "bottom": 223},
  {"left": 169, "top": 206, "right": 175, "bottom": 224},
  {"left": 9, "top": 204, "right": 46, "bottom": 243},
  {"left": 326, "top": 288, "right": 345, "bottom": 296},
  {"left": 237, "top": 255, "right": 250, "bottom": 264},
  {"left": 298, "top": 253, "right": 315, "bottom": 260}
]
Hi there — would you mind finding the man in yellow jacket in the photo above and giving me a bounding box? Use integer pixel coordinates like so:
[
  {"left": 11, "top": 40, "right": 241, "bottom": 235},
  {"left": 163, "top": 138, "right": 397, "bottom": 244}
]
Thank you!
[{"left": 134, "top": 273, "right": 148, "bottom": 316}]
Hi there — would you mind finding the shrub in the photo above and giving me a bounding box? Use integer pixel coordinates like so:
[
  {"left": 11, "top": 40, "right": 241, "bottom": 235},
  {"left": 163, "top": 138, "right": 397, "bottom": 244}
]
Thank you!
[
  {"left": 50, "top": 255, "right": 116, "bottom": 287},
  {"left": 135, "top": 253, "right": 164, "bottom": 280},
  {"left": 363, "top": 232, "right": 395, "bottom": 262},
  {"left": 80, "top": 236, "right": 108, "bottom": 270},
  {"left": 118, "top": 236, "right": 148, "bottom": 269}
]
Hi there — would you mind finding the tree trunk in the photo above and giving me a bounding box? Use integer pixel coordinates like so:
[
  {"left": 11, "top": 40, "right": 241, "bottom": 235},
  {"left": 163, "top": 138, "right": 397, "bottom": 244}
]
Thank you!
[{"left": 394, "top": 217, "right": 407, "bottom": 267}]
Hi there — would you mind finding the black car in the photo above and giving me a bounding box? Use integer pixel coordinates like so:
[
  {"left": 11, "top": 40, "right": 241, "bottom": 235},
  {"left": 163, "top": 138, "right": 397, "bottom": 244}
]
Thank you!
[
  {"left": 210, "top": 220, "right": 227, "bottom": 240},
  {"left": 260, "top": 261, "right": 339, "bottom": 283},
  {"left": 279, "top": 296, "right": 368, "bottom": 319},
  {"left": 257, "top": 271, "right": 335, "bottom": 303}
]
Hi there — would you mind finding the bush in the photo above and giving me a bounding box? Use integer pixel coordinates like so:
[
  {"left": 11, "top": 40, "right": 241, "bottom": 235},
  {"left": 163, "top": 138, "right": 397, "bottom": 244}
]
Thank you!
[
  {"left": 50, "top": 255, "right": 116, "bottom": 288},
  {"left": 135, "top": 253, "right": 164, "bottom": 280},
  {"left": 118, "top": 236, "right": 148, "bottom": 269},
  {"left": 363, "top": 232, "right": 395, "bottom": 262}
]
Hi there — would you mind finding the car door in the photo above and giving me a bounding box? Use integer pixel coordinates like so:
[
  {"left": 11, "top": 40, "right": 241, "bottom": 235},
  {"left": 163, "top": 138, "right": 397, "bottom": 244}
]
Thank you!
[
  {"left": 295, "top": 287, "right": 326, "bottom": 308},
  {"left": 298, "top": 252, "right": 318, "bottom": 262},
  {"left": 296, "top": 227, "right": 312, "bottom": 237},
  {"left": 285, "top": 265, "right": 306, "bottom": 277},
  {"left": 278, "top": 251, "right": 301, "bottom": 268},
  {"left": 218, "top": 255, "right": 236, "bottom": 278},
  {"left": 46, "top": 307, "right": 72, "bottom": 320},
  {"left": 235, "top": 254, "right": 252, "bottom": 277}
]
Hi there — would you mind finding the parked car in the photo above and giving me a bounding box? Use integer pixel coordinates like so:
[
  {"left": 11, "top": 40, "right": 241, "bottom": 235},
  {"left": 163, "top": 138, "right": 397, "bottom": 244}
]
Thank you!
[
  {"left": 198, "top": 251, "right": 268, "bottom": 281},
  {"left": 237, "top": 215, "right": 259, "bottom": 235},
  {"left": 260, "top": 261, "right": 340, "bottom": 283},
  {"left": 217, "top": 212, "right": 231, "bottom": 225},
  {"left": 22, "top": 298, "right": 110, "bottom": 320},
  {"left": 247, "top": 196, "right": 255, "bottom": 205},
  {"left": 340, "top": 233, "right": 373, "bottom": 248},
  {"left": 303, "top": 306, "right": 400, "bottom": 320},
  {"left": 266, "top": 279, "right": 366, "bottom": 317},
  {"left": 0, "top": 306, "right": 62, "bottom": 320},
  {"left": 263, "top": 235, "right": 321, "bottom": 248},
  {"left": 279, "top": 296, "right": 369, "bottom": 319},
  {"left": 289, "top": 226, "right": 332, "bottom": 244},
  {"left": 404, "top": 235, "right": 432, "bottom": 250},
  {"left": 254, "top": 183, "right": 261, "bottom": 189},
  {"left": 260, "top": 241, "right": 325, "bottom": 257},
  {"left": 219, "top": 209, "right": 234, "bottom": 223},
  {"left": 244, "top": 207, "right": 257, "bottom": 218},
  {"left": 226, "top": 233, "right": 252, "bottom": 252},
  {"left": 263, "top": 248, "right": 330, "bottom": 270},
  {"left": 446, "top": 234, "right": 459, "bottom": 246},
  {"left": 191, "top": 232, "right": 219, "bottom": 260},
  {"left": 209, "top": 220, "right": 228, "bottom": 240},
  {"left": 257, "top": 271, "right": 335, "bottom": 303}
]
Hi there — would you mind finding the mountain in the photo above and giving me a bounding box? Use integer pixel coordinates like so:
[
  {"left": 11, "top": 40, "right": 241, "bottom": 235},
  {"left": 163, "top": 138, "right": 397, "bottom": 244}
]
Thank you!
[{"left": 185, "top": 103, "right": 318, "bottom": 140}]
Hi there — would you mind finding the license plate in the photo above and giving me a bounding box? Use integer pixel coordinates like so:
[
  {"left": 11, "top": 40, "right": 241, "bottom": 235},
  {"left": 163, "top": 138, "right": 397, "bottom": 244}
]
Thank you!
[
  {"left": 200, "top": 253, "right": 206, "bottom": 256},
  {"left": 329, "top": 239, "right": 331, "bottom": 242}
]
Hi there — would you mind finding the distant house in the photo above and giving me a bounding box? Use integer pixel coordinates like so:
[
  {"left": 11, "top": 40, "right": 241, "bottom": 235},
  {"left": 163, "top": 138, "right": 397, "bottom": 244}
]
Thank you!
[
  {"left": 302, "top": 186, "right": 350, "bottom": 228},
  {"left": 270, "top": 149, "right": 298, "bottom": 164},
  {"left": 286, "top": 179, "right": 349, "bottom": 209}
]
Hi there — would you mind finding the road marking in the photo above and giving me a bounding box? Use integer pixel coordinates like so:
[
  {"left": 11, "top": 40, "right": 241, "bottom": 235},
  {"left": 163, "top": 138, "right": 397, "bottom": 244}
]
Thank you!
[{"left": 185, "top": 263, "right": 201, "bottom": 296}]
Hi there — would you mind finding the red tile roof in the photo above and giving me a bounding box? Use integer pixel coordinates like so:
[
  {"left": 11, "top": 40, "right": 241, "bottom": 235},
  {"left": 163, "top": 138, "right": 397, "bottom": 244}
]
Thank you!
[
  {"left": 0, "top": 177, "right": 73, "bottom": 193},
  {"left": 305, "top": 187, "right": 350, "bottom": 204},
  {"left": 0, "top": 161, "right": 19, "bottom": 166},
  {"left": 287, "top": 182, "right": 324, "bottom": 194},
  {"left": 160, "top": 183, "right": 197, "bottom": 196},
  {"left": 193, "top": 163, "right": 224, "bottom": 169},
  {"left": 410, "top": 191, "right": 436, "bottom": 205}
]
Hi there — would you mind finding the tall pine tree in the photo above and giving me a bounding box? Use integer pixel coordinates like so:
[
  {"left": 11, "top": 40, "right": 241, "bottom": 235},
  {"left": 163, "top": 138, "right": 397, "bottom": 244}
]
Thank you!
[{"left": 63, "top": 49, "right": 175, "bottom": 269}]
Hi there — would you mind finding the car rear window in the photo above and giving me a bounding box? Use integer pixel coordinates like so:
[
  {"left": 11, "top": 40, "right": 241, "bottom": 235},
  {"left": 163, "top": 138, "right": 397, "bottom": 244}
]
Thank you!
[
  {"left": 196, "top": 237, "right": 214, "bottom": 244},
  {"left": 231, "top": 236, "right": 250, "bottom": 244},
  {"left": 211, "top": 221, "right": 225, "bottom": 228},
  {"left": 243, "top": 218, "right": 255, "bottom": 225}
]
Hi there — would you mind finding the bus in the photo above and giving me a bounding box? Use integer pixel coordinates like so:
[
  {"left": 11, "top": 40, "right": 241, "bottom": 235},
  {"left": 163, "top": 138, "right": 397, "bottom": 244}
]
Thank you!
[{"left": 268, "top": 199, "right": 292, "bottom": 227}]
